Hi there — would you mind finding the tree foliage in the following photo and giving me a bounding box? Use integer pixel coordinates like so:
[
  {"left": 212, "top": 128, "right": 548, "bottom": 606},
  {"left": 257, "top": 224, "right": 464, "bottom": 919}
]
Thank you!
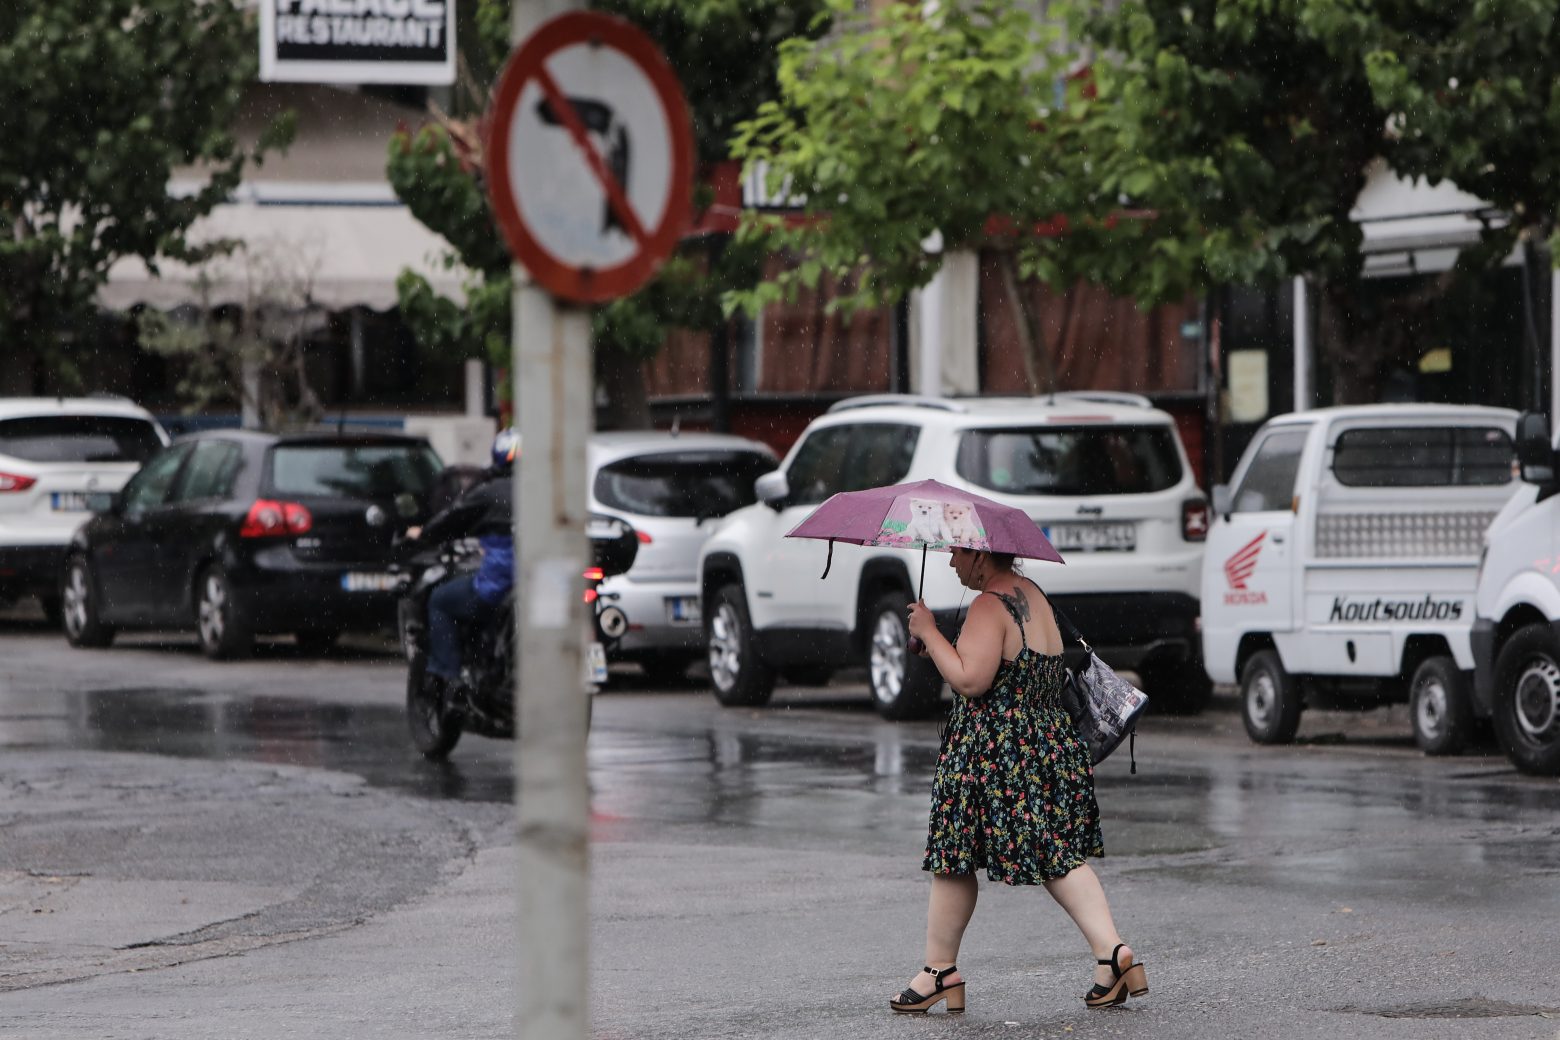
[
  {"left": 728, "top": 0, "right": 1072, "bottom": 315},
  {"left": 0, "top": 0, "right": 290, "bottom": 386},
  {"left": 386, "top": 0, "right": 825, "bottom": 423}
]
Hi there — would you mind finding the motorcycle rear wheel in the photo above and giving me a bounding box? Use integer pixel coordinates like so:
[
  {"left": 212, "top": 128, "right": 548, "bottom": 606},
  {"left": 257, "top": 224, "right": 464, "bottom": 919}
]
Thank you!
[{"left": 407, "top": 654, "right": 463, "bottom": 759}]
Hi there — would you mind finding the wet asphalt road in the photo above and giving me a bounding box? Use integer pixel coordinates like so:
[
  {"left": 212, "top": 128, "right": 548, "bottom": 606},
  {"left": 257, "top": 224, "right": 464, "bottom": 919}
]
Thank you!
[{"left": 1, "top": 614, "right": 1559, "bottom": 1039}]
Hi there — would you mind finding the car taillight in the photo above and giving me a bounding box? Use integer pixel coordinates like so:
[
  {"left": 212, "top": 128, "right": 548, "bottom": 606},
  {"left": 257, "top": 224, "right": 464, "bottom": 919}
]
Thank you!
[
  {"left": 583, "top": 566, "right": 605, "bottom": 581},
  {"left": 0, "top": 472, "right": 37, "bottom": 492},
  {"left": 241, "top": 499, "right": 313, "bottom": 537},
  {"left": 636, "top": 530, "right": 653, "bottom": 544},
  {"left": 1182, "top": 498, "right": 1209, "bottom": 542}
]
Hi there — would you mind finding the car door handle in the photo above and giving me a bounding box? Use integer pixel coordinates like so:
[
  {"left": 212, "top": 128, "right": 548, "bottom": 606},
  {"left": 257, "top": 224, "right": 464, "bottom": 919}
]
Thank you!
[{"left": 1270, "top": 533, "right": 1285, "bottom": 544}]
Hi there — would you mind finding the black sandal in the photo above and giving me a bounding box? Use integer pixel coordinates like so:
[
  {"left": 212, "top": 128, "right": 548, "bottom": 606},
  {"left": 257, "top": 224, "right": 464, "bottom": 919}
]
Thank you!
[
  {"left": 889, "top": 964, "right": 966, "bottom": 1014},
  {"left": 1085, "top": 944, "right": 1147, "bottom": 1007}
]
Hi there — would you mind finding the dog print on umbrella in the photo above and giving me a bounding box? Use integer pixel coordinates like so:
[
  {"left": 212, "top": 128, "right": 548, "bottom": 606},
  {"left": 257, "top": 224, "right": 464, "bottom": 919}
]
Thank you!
[{"left": 875, "top": 496, "right": 991, "bottom": 550}]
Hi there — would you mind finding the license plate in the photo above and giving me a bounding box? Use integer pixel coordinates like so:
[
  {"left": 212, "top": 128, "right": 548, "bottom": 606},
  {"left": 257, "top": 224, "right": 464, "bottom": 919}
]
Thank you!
[
  {"left": 667, "top": 596, "right": 701, "bottom": 624},
  {"left": 50, "top": 492, "right": 92, "bottom": 512},
  {"left": 340, "top": 572, "right": 402, "bottom": 592},
  {"left": 1043, "top": 521, "right": 1136, "bottom": 552},
  {"left": 585, "top": 640, "right": 608, "bottom": 684}
]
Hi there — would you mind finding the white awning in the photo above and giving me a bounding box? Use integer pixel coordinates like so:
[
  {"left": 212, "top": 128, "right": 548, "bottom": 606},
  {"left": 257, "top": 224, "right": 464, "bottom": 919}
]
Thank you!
[{"left": 100, "top": 182, "right": 470, "bottom": 311}]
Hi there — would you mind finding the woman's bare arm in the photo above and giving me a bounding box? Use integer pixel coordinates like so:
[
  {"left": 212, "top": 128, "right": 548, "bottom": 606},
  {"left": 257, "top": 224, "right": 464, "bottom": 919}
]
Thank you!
[{"left": 907, "top": 594, "right": 1005, "bottom": 699}]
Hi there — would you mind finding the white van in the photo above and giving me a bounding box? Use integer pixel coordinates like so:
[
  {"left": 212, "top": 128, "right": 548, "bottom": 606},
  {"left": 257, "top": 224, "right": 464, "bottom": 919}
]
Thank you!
[
  {"left": 1470, "top": 412, "right": 1560, "bottom": 775},
  {"left": 1202, "top": 405, "right": 1519, "bottom": 753}
]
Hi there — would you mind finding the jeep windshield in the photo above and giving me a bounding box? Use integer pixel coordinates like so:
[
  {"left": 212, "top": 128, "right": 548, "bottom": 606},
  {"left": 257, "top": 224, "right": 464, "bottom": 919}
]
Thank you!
[{"left": 956, "top": 425, "right": 1182, "bottom": 495}]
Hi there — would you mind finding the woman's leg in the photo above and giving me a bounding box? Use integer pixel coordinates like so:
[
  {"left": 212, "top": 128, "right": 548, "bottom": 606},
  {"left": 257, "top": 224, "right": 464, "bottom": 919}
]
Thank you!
[
  {"left": 1043, "top": 863, "right": 1130, "bottom": 986},
  {"left": 900, "top": 873, "right": 977, "bottom": 993}
]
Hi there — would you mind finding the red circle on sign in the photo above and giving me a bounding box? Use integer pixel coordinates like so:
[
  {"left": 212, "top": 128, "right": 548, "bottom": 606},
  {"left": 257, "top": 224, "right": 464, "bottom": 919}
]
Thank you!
[{"left": 486, "top": 12, "right": 694, "bottom": 303}]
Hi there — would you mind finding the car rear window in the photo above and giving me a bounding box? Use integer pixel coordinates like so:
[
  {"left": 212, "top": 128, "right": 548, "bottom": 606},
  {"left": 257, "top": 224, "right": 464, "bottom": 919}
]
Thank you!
[
  {"left": 0, "top": 415, "right": 163, "bottom": 464},
  {"left": 268, "top": 443, "right": 443, "bottom": 500},
  {"left": 956, "top": 425, "right": 1183, "bottom": 495},
  {"left": 594, "top": 450, "right": 776, "bottom": 519},
  {"left": 1331, "top": 426, "right": 1515, "bottom": 487}
]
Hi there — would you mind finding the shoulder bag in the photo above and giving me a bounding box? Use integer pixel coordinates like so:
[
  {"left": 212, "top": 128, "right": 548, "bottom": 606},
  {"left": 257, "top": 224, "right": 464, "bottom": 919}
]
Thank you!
[{"left": 1051, "top": 606, "right": 1149, "bottom": 773}]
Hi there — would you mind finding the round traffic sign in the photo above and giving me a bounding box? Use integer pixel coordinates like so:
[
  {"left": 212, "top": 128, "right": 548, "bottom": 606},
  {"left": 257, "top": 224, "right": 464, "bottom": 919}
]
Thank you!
[{"left": 486, "top": 12, "right": 694, "bottom": 303}]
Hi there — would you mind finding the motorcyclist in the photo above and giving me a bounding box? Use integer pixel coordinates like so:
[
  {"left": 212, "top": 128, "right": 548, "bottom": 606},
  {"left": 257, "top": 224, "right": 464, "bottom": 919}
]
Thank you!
[{"left": 414, "top": 428, "right": 518, "bottom": 694}]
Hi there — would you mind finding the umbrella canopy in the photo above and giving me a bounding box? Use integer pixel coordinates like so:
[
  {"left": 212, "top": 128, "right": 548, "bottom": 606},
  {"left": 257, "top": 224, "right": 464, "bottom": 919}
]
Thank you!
[{"left": 786, "top": 478, "right": 1064, "bottom": 593}]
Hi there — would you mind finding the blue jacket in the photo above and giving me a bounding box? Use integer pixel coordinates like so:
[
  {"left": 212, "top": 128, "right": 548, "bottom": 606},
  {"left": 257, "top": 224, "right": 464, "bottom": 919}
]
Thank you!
[
  {"left": 421, "top": 467, "right": 515, "bottom": 604},
  {"left": 474, "top": 532, "right": 514, "bottom": 603}
]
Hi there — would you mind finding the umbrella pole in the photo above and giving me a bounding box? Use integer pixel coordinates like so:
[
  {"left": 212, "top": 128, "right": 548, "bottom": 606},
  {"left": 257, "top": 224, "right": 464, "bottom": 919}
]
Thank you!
[{"left": 917, "top": 543, "right": 926, "bottom": 600}]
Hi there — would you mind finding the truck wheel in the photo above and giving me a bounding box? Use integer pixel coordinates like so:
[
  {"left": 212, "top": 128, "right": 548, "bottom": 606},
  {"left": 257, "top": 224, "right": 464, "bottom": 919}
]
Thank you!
[
  {"left": 866, "top": 591, "right": 944, "bottom": 721},
  {"left": 1241, "top": 649, "right": 1302, "bottom": 745},
  {"left": 1409, "top": 655, "right": 1471, "bottom": 756},
  {"left": 706, "top": 584, "right": 775, "bottom": 707},
  {"left": 1492, "top": 624, "right": 1560, "bottom": 776},
  {"left": 1140, "top": 656, "right": 1212, "bottom": 715}
]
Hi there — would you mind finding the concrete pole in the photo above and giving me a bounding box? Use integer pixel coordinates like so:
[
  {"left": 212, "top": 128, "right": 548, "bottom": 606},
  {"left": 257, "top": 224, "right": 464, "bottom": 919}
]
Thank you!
[
  {"left": 464, "top": 357, "right": 486, "bottom": 418},
  {"left": 510, "top": 10, "right": 589, "bottom": 1040},
  {"left": 1292, "top": 275, "right": 1311, "bottom": 412}
]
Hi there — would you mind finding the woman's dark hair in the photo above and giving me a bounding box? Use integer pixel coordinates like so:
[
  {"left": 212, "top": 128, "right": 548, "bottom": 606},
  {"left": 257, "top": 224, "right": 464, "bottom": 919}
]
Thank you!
[{"left": 987, "top": 551, "right": 1018, "bottom": 571}]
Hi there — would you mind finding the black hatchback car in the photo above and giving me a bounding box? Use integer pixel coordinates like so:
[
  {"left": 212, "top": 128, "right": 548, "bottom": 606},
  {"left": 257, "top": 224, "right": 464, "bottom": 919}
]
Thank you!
[{"left": 61, "top": 430, "right": 444, "bottom": 658}]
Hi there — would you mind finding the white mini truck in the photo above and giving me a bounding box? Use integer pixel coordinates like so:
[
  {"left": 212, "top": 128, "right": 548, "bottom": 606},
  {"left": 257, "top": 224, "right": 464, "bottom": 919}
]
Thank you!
[
  {"left": 1202, "top": 405, "right": 1519, "bottom": 753},
  {"left": 1470, "top": 411, "right": 1560, "bottom": 775}
]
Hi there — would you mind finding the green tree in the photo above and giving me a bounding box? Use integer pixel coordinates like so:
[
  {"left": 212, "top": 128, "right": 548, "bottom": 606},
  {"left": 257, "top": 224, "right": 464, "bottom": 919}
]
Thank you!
[
  {"left": 0, "top": 0, "right": 289, "bottom": 393},
  {"left": 387, "top": 0, "right": 824, "bottom": 427},
  {"left": 727, "top": 0, "right": 1075, "bottom": 391}
]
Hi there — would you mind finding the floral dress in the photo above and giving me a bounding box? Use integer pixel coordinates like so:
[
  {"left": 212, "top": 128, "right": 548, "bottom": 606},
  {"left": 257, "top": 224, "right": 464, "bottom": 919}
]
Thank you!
[{"left": 922, "top": 587, "right": 1104, "bottom": 885}]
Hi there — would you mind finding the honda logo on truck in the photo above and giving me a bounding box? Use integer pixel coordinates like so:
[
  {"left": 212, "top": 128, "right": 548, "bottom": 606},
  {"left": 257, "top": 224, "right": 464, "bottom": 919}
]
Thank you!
[{"left": 1223, "top": 532, "right": 1267, "bottom": 605}]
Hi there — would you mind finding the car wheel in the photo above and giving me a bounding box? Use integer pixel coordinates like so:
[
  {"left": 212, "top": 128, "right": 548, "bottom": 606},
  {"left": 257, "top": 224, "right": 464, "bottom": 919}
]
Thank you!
[
  {"left": 1241, "top": 648, "right": 1302, "bottom": 745},
  {"left": 1139, "top": 656, "right": 1212, "bottom": 715},
  {"left": 1409, "top": 655, "right": 1471, "bottom": 756},
  {"left": 867, "top": 591, "right": 944, "bottom": 721},
  {"left": 1492, "top": 624, "right": 1560, "bottom": 776},
  {"left": 406, "top": 654, "right": 462, "bottom": 759},
  {"left": 195, "top": 566, "right": 254, "bottom": 660},
  {"left": 782, "top": 665, "right": 834, "bottom": 687},
  {"left": 61, "top": 556, "right": 116, "bottom": 649},
  {"left": 706, "top": 584, "right": 775, "bottom": 707},
  {"left": 294, "top": 630, "right": 341, "bottom": 655}
]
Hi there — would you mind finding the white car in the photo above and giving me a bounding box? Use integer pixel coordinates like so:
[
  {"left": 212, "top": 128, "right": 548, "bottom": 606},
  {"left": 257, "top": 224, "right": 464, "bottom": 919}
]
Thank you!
[
  {"left": 698, "top": 393, "right": 1211, "bottom": 719},
  {"left": 588, "top": 431, "right": 778, "bottom": 681},
  {"left": 0, "top": 397, "right": 169, "bottom": 620}
]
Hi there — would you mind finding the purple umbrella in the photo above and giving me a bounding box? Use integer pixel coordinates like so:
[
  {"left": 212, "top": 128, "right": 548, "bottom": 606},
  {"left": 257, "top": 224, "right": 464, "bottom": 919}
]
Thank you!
[{"left": 786, "top": 478, "right": 1065, "bottom": 598}]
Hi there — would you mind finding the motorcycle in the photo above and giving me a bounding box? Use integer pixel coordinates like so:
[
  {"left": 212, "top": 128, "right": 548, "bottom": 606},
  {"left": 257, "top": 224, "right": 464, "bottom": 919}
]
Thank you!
[{"left": 398, "top": 513, "right": 639, "bottom": 759}]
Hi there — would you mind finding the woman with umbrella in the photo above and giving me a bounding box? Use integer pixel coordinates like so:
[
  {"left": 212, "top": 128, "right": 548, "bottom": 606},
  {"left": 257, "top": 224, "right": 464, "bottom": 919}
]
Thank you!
[{"left": 790, "top": 480, "right": 1147, "bottom": 1014}]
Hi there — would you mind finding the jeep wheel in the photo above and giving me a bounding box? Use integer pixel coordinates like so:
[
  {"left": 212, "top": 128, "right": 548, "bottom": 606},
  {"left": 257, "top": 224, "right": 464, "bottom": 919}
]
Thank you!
[
  {"left": 706, "top": 584, "right": 775, "bottom": 707},
  {"left": 1409, "top": 655, "right": 1471, "bottom": 756},
  {"left": 1492, "top": 624, "right": 1560, "bottom": 776},
  {"left": 1241, "top": 649, "right": 1302, "bottom": 745},
  {"left": 867, "top": 591, "right": 944, "bottom": 721},
  {"left": 1140, "top": 656, "right": 1212, "bottom": 715}
]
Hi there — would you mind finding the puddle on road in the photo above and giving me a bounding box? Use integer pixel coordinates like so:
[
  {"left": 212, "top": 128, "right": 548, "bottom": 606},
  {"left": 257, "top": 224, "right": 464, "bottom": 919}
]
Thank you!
[
  {"left": 6, "top": 687, "right": 516, "bottom": 805},
  {"left": 1343, "top": 997, "right": 1560, "bottom": 1019}
]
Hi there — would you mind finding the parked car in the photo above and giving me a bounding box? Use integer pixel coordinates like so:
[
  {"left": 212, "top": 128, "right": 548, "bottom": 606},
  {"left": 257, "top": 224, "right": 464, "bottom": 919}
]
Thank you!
[
  {"left": 698, "top": 393, "right": 1210, "bottom": 719},
  {"left": 62, "top": 430, "right": 443, "bottom": 658},
  {"left": 1203, "top": 405, "right": 1519, "bottom": 754},
  {"left": 0, "top": 396, "right": 169, "bottom": 621},
  {"left": 1471, "top": 411, "right": 1560, "bottom": 775},
  {"left": 588, "top": 431, "right": 778, "bottom": 681}
]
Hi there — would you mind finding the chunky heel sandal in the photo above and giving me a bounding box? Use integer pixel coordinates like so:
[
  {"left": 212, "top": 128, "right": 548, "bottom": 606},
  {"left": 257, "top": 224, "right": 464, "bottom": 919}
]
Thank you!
[
  {"left": 890, "top": 964, "right": 966, "bottom": 1014},
  {"left": 1084, "top": 944, "right": 1146, "bottom": 1008}
]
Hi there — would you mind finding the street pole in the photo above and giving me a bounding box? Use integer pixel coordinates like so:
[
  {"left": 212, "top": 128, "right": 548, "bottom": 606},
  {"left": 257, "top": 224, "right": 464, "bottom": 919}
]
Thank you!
[{"left": 511, "top": 6, "right": 589, "bottom": 1040}]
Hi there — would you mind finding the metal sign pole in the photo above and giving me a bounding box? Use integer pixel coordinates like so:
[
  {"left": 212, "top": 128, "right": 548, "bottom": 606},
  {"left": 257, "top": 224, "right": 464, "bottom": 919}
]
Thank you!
[{"left": 511, "top": 7, "right": 588, "bottom": 1040}]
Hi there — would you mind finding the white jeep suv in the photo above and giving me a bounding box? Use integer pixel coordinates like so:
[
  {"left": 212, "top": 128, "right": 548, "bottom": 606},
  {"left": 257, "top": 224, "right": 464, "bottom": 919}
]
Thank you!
[
  {"left": 698, "top": 394, "right": 1211, "bottom": 719},
  {"left": 0, "top": 397, "right": 169, "bottom": 620}
]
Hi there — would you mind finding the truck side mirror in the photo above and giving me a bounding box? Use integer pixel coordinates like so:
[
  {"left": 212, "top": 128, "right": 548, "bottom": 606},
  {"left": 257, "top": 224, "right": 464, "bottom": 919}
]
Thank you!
[
  {"left": 754, "top": 471, "right": 789, "bottom": 510},
  {"left": 1515, "top": 412, "right": 1555, "bottom": 486},
  {"left": 1211, "top": 483, "right": 1233, "bottom": 520}
]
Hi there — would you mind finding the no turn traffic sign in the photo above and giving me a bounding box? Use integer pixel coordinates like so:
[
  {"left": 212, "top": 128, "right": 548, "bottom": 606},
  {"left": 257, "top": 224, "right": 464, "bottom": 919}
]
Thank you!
[{"left": 486, "top": 12, "right": 694, "bottom": 304}]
